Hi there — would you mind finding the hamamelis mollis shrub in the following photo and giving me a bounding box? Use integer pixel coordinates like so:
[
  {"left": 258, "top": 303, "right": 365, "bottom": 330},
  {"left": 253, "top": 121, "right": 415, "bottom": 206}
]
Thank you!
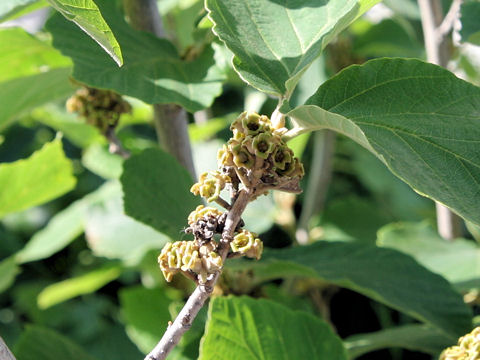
[{"left": 1, "top": 1, "right": 480, "bottom": 360}]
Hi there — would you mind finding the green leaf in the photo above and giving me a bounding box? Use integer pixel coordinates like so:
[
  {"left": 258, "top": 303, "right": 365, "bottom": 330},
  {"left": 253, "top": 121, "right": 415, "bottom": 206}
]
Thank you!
[
  {"left": 85, "top": 195, "right": 170, "bottom": 265},
  {"left": 46, "top": 0, "right": 224, "bottom": 112},
  {"left": 206, "top": 0, "right": 380, "bottom": 97},
  {"left": 377, "top": 222, "right": 480, "bottom": 291},
  {"left": 121, "top": 148, "right": 200, "bottom": 239},
  {"left": 14, "top": 325, "right": 97, "bottom": 360},
  {"left": 0, "top": 68, "right": 74, "bottom": 131},
  {"left": 251, "top": 242, "right": 472, "bottom": 337},
  {"left": 0, "top": 28, "right": 74, "bottom": 130},
  {"left": 15, "top": 181, "right": 118, "bottom": 264},
  {"left": 32, "top": 106, "right": 102, "bottom": 148},
  {"left": 46, "top": 0, "right": 123, "bottom": 66},
  {"left": 0, "top": 256, "right": 21, "bottom": 293},
  {"left": 285, "top": 58, "right": 480, "bottom": 226},
  {"left": 0, "top": 138, "right": 76, "bottom": 218},
  {"left": 119, "top": 286, "right": 173, "bottom": 354},
  {"left": 0, "top": 28, "right": 71, "bottom": 82},
  {"left": 199, "top": 296, "right": 348, "bottom": 360},
  {"left": 37, "top": 264, "right": 122, "bottom": 309},
  {"left": 345, "top": 324, "right": 455, "bottom": 358},
  {"left": 460, "top": 1, "right": 480, "bottom": 45}
]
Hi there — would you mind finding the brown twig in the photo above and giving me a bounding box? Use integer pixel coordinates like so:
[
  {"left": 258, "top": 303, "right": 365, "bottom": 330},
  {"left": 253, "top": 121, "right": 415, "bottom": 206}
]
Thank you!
[
  {"left": 105, "top": 126, "right": 131, "bottom": 159},
  {"left": 122, "top": 0, "right": 197, "bottom": 179},
  {"left": 145, "top": 190, "right": 251, "bottom": 360}
]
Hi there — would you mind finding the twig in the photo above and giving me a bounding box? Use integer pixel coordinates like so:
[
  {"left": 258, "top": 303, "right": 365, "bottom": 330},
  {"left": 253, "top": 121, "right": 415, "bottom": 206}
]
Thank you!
[
  {"left": 418, "top": 0, "right": 463, "bottom": 240},
  {"left": 437, "top": 0, "right": 463, "bottom": 40},
  {"left": 105, "top": 126, "right": 131, "bottom": 159},
  {"left": 145, "top": 190, "right": 251, "bottom": 360},
  {"left": 122, "top": 0, "right": 197, "bottom": 179},
  {"left": 296, "top": 130, "right": 335, "bottom": 244},
  {"left": 0, "top": 336, "right": 16, "bottom": 360},
  {"left": 214, "top": 196, "right": 232, "bottom": 210}
]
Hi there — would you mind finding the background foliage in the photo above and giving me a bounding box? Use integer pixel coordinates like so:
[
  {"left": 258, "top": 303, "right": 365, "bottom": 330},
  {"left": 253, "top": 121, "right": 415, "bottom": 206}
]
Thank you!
[{"left": 0, "top": 0, "right": 479, "bottom": 359}]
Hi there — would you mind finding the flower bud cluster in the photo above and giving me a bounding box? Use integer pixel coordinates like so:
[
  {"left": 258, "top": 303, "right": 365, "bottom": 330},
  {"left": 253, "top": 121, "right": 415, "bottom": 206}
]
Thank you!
[
  {"left": 218, "top": 111, "right": 304, "bottom": 190},
  {"left": 158, "top": 241, "right": 222, "bottom": 284},
  {"left": 441, "top": 327, "right": 480, "bottom": 360},
  {"left": 66, "top": 87, "right": 131, "bottom": 133}
]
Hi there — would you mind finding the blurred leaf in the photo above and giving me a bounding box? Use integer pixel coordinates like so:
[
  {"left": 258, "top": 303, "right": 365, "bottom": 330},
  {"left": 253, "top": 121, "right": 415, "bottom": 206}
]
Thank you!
[
  {"left": 383, "top": 0, "right": 420, "bottom": 19},
  {"left": 188, "top": 115, "right": 231, "bottom": 143},
  {"left": 46, "top": 0, "right": 123, "bottom": 66},
  {"left": 121, "top": 148, "right": 200, "bottom": 239},
  {"left": 0, "top": 138, "right": 76, "bottom": 218},
  {"left": 285, "top": 58, "right": 480, "bottom": 227},
  {"left": 320, "top": 196, "right": 391, "bottom": 243},
  {"left": 248, "top": 241, "right": 472, "bottom": 337},
  {"left": 0, "top": 256, "right": 20, "bottom": 293},
  {"left": 82, "top": 144, "right": 123, "bottom": 179},
  {"left": 262, "top": 284, "right": 315, "bottom": 314},
  {"left": 14, "top": 325, "right": 97, "bottom": 360},
  {"left": 0, "top": 28, "right": 71, "bottom": 82},
  {"left": 352, "top": 19, "right": 423, "bottom": 57},
  {"left": 33, "top": 106, "right": 102, "bottom": 148},
  {"left": 199, "top": 296, "right": 347, "bottom": 360},
  {"left": 46, "top": 0, "right": 224, "bottom": 112},
  {"left": 0, "top": 0, "right": 47, "bottom": 21},
  {"left": 206, "top": 0, "right": 380, "bottom": 96},
  {"left": 466, "top": 221, "right": 480, "bottom": 242},
  {"left": 0, "top": 68, "right": 74, "bottom": 132},
  {"left": 0, "top": 28, "right": 74, "bottom": 130},
  {"left": 348, "top": 140, "right": 432, "bottom": 221},
  {"left": 15, "top": 181, "right": 118, "bottom": 264},
  {"left": 345, "top": 324, "right": 455, "bottom": 358},
  {"left": 460, "top": 1, "right": 480, "bottom": 45},
  {"left": 377, "top": 222, "right": 480, "bottom": 291},
  {"left": 119, "top": 286, "right": 173, "bottom": 354},
  {"left": 85, "top": 195, "right": 170, "bottom": 265},
  {"left": 37, "top": 264, "right": 122, "bottom": 309}
]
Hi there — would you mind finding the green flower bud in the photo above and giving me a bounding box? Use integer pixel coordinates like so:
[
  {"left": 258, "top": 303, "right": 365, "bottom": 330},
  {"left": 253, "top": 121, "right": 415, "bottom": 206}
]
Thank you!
[
  {"left": 252, "top": 132, "right": 275, "bottom": 159},
  {"left": 232, "top": 144, "right": 255, "bottom": 169},
  {"left": 272, "top": 145, "right": 293, "bottom": 170},
  {"left": 231, "top": 230, "right": 263, "bottom": 260},
  {"left": 440, "top": 327, "right": 480, "bottom": 360}
]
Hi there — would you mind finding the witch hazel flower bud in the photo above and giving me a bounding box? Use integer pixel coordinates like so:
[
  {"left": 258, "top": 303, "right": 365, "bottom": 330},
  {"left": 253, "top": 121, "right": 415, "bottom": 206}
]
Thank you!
[
  {"left": 187, "top": 205, "right": 223, "bottom": 225},
  {"left": 230, "top": 229, "right": 263, "bottom": 260},
  {"left": 190, "top": 171, "right": 231, "bottom": 202}
]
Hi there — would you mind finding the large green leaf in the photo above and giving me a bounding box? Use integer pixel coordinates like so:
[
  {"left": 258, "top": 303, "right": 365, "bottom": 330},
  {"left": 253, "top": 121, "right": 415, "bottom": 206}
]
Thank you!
[
  {"left": 247, "top": 242, "right": 472, "bottom": 337},
  {"left": 121, "top": 148, "right": 200, "bottom": 239},
  {"left": 377, "top": 222, "right": 480, "bottom": 291},
  {"left": 37, "top": 264, "right": 122, "bottom": 309},
  {"left": 345, "top": 324, "right": 455, "bottom": 358},
  {"left": 284, "top": 58, "right": 480, "bottom": 226},
  {"left": 14, "top": 325, "right": 97, "bottom": 360},
  {"left": 46, "top": 0, "right": 123, "bottom": 66},
  {"left": 206, "top": 0, "right": 380, "bottom": 97},
  {"left": 15, "top": 181, "right": 117, "bottom": 264},
  {"left": 46, "top": 0, "right": 224, "bottom": 112},
  {"left": 460, "top": 1, "right": 480, "bottom": 45},
  {"left": 0, "top": 139, "right": 76, "bottom": 218},
  {"left": 199, "top": 296, "right": 347, "bottom": 360}
]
